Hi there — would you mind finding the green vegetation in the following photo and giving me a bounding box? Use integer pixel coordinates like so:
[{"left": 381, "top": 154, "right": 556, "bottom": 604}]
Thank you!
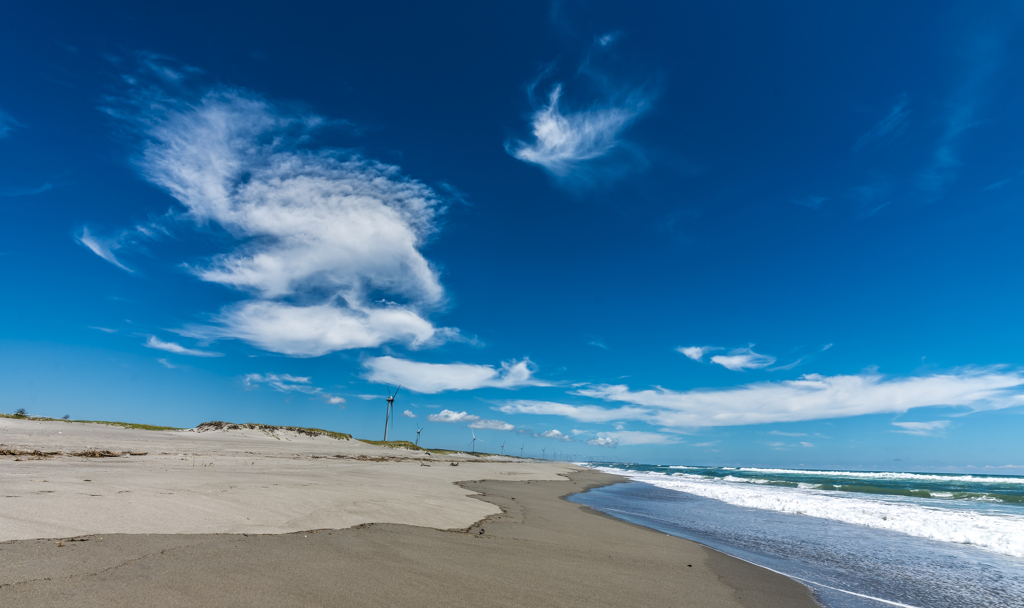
[{"left": 358, "top": 439, "right": 426, "bottom": 450}]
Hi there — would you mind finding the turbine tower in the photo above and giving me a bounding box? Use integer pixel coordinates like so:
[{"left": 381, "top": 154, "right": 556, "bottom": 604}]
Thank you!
[
  {"left": 383, "top": 385, "right": 400, "bottom": 441},
  {"left": 500, "top": 441, "right": 505, "bottom": 456},
  {"left": 520, "top": 444, "right": 524, "bottom": 458},
  {"left": 415, "top": 424, "right": 423, "bottom": 446},
  {"left": 470, "top": 430, "right": 483, "bottom": 454}
]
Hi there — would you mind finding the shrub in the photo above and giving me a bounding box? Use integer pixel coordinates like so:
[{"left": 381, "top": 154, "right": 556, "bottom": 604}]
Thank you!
[{"left": 14, "top": 408, "right": 27, "bottom": 418}]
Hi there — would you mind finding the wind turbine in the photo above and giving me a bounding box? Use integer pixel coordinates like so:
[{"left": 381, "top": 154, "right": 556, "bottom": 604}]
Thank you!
[
  {"left": 470, "top": 430, "right": 483, "bottom": 454},
  {"left": 500, "top": 441, "right": 505, "bottom": 456},
  {"left": 542, "top": 447, "right": 546, "bottom": 459},
  {"left": 383, "top": 385, "right": 400, "bottom": 441},
  {"left": 415, "top": 424, "right": 423, "bottom": 446},
  {"left": 520, "top": 444, "right": 524, "bottom": 458}
]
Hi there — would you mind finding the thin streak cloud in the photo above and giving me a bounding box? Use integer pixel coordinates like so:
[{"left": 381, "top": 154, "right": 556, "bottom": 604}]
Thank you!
[{"left": 144, "top": 335, "right": 223, "bottom": 357}]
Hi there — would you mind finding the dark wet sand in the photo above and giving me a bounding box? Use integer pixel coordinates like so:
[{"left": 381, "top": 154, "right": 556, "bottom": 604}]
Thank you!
[{"left": 0, "top": 469, "right": 819, "bottom": 607}]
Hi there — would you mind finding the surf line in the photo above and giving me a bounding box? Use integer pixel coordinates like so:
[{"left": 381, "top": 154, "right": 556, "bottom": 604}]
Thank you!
[{"left": 600, "top": 507, "right": 923, "bottom": 608}]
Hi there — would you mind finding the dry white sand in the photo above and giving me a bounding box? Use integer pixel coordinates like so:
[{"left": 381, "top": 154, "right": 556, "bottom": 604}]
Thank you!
[{"left": 0, "top": 417, "right": 576, "bottom": 541}]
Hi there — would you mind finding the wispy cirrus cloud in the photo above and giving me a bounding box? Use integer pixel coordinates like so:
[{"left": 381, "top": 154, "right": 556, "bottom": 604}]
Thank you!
[
  {"left": 574, "top": 368, "right": 1024, "bottom": 427},
  {"left": 96, "top": 56, "right": 460, "bottom": 358},
  {"left": 506, "top": 83, "right": 649, "bottom": 179},
  {"left": 710, "top": 346, "right": 776, "bottom": 371},
  {"left": 0, "top": 109, "right": 20, "bottom": 139},
  {"left": 506, "top": 38, "right": 653, "bottom": 183},
  {"left": 243, "top": 372, "right": 344, "bottom": 404},
  {"left": 0, "top": 183, "right": 54, "bottom": 197},
  {"left": 77, "top": 227, "right": 133, "bottom": 273},
  {"left": 363, "top": 356, "right": 549, "bottom": 394},
  {"left": 854, "top": 95, "right": 910, "bottom": 151},
  {"left": 497, "top": 399, "right": 649, "bottom": 423},
  {"left": 892, "top": 420, "right": 950, "bottom": 436},
  {"left": 766, "top": 440, "right": 815, "bottom": 450},
  {"left": 144, "top": 335, "right": 222, "bottom": 357},
  {"left": 243, "top": 373, "right": 319, "bottom": 394}
]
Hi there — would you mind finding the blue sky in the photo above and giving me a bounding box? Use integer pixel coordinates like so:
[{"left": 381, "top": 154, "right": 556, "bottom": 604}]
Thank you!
[{"left": 3, "top": 1, "right": 1024, "bottom": 470}]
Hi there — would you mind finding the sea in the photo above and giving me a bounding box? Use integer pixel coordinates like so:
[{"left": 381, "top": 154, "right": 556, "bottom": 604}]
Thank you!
[{"left": 570, "top": 463, "right": 1024, "bottom": 608}]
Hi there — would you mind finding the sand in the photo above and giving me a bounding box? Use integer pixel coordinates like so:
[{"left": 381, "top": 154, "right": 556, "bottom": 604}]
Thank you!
[{"left": 0, "top": 418, "right": 819, "bottom": 607}]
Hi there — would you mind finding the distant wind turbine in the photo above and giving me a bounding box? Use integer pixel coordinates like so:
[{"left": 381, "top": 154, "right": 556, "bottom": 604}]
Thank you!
[
  {"left": 415, "top": 424, "right": 423, "bottom": 446},
  {"left": 520, "top": 444, "right": 525, "bottom": 458},
  {"left": 470, "top": 430, "right": 483, "bottom": 454},
  {"left": 542, "top": 447, "right": 546, "bottom": 459},
  {"left": 500, "top": 441, "right": 505, "bottom": 456},
  {"left": 383, "top": 385, "right": 401, "bottom": 441}
]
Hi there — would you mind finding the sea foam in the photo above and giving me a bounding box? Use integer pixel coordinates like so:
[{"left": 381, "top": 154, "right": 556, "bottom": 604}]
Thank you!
[
  {"left": 736, "top": 468, "right": 1024, "bottom": 484},
  {"left": 596, "top": 467, "right": 1024, "bottom": 558}
]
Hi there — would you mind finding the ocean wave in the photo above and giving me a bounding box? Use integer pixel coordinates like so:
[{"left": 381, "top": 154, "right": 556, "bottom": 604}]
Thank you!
[
  {"left": 596, "top": 467, "right": 1024, "bottom": 558},
  {"left": 736, "top": 467, "right": 1024, "bottom": 484}
]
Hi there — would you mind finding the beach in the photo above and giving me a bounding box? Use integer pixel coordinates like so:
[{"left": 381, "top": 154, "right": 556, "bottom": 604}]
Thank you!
[{"left": 1, "top": 418, "right": 817, "bottom": 607}]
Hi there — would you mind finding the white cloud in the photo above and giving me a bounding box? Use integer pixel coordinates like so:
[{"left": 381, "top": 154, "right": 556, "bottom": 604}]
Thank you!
[
  {"left": 769, "top": 431, "right": 807, "bottom": 437},
  {"left": 575, "top": 368, "right": 1024, "bottom": 428},
  {"left": 242, "top": 373, "right": 320, "bottom": 394},
  {"left": 892, "top": 420, "right": 951, "bottom": 436},
  {"left": 677, "top": 346, "right": 721, "bottom": 362},
  {"left": 327, "top": 396, "right": 345, "bottom": 405},
  {"left": 587, "top": 436, "right": 618, "bottom": 447},
  {"left": 497, "top": 400, "right": 649, "bottom": 423},
  {"left": 427, "top": 409, "right": 479, "bottom": 424},
  {"left": 157, "top": 358, "right": 176, "bottom": 369},
  {"left": 539, "top": 429, "right": 572, "bottom": 442},
  {"left": 402, "top": 410, "right": 417, "bottom": 418},
  {"left": 711, "top": 346, "right": 776, "bottom": 371},
  {"left": 822, "top": 343, "right": 833, "bottom": 352},
  {"left": 469, "top": 418, "right": 515, "bottom": 431},
  {"left": 363, "top": 356, "right": 548, "bottom": 394},
  {"left": 105, "top": 67, "right": 458, "bottom": 357},
  {"left": 184, "top": 301, "right": 450, "bottom": 358},
  {"left": 77, "top": 227, "right": 133, "bottom": 273},
  {"left": 144, "top": 335, "right": 222, "bottom": 357},
  {"left": 800, "top": 442, "right": 815, "bottom": 447},
  {"left": 692, "top": 441, "right": 719, "bottom": 447}
]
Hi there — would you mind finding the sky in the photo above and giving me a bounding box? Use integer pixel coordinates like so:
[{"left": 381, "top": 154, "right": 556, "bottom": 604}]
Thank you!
[{"left": 3, "top": 1, "right": 1024, "bottom": 470}]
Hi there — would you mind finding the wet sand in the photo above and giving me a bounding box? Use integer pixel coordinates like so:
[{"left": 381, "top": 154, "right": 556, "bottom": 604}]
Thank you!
[{"left": 1, "top": 419, "right": 819, "bottom": 607}]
